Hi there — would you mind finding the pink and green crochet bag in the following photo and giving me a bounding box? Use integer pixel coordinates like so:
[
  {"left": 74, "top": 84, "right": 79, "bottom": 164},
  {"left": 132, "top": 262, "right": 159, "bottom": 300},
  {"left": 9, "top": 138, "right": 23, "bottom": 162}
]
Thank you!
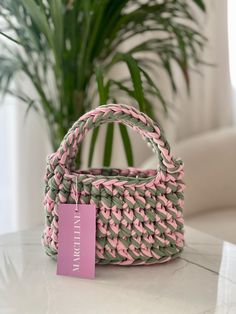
[{"left": 42, "top": 104, "right": 184, "bottom": 265}]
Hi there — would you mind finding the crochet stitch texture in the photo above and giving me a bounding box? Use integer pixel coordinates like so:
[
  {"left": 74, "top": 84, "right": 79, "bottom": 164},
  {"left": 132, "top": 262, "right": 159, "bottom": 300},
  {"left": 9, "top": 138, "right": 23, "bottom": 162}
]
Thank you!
[{"left": 42, "top": 104, "right": 185, "bottom": 265}]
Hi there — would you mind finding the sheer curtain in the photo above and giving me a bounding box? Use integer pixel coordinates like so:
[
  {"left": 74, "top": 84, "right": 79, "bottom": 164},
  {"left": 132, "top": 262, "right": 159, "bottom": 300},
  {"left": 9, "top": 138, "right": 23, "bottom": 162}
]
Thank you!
[
  {"left": 0, "top": 98, "right": 50, "bottom": 235},
  {"left": 0, "top": 0, "right": 235, "bottom": 234},
  {"left": 228, "top": 0, "right": 236, "bottom": 123},
  {"left": 0, "top": 96, "right": 17, "bottom": 234}
]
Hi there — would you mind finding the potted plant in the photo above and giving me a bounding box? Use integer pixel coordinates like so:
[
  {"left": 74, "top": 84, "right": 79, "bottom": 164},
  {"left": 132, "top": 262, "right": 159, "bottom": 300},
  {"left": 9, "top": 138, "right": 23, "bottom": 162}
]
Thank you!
[{"left": 0, "top": 0, "right": 206, "bottom": 167}]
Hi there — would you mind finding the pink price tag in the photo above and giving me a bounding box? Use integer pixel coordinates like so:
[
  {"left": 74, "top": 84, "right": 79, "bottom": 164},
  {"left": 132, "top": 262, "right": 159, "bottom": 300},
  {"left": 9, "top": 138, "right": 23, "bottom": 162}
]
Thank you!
[{"left": 57, "top": 204, "right": 96, "bottom": 279}]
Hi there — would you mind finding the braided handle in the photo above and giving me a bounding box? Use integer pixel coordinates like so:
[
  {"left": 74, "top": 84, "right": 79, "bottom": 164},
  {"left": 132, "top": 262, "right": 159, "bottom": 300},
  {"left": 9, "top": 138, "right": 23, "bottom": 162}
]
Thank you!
[{"left": 51, "top": 104, "right": 181, "bottom": 173}]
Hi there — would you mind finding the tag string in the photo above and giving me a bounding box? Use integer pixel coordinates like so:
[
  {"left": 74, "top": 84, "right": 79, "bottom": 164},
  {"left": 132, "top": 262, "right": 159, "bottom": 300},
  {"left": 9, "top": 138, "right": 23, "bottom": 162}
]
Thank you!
[{"left": 75, "top": 176, "right": 78, "bottom": 211}]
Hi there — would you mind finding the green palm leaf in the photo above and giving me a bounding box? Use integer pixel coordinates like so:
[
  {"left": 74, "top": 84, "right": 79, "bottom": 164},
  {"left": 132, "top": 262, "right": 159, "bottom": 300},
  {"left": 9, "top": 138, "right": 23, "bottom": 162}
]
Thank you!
[{"left": 0, "top": 0, "right": 206, "bottom": 167}]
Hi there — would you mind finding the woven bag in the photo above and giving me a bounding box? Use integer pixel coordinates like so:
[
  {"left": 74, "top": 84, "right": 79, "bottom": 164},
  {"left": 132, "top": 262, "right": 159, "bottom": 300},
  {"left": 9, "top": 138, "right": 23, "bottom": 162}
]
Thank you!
[{"left": 42, "top": 104, "right": 184, "bottom": 265}]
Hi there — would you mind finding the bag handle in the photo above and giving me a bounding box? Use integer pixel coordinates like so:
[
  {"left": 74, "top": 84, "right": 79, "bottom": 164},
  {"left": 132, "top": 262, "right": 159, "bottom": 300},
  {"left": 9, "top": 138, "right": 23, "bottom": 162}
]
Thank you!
[{"left": 50, "top": 104, "right": 182, "bottom": 173}]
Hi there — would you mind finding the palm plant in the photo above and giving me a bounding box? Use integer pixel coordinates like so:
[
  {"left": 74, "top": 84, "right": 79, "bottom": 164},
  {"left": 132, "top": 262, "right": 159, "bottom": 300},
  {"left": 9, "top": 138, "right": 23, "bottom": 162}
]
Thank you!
[{"left": 0, "top": 0, "right": 206, "bottom": 167}]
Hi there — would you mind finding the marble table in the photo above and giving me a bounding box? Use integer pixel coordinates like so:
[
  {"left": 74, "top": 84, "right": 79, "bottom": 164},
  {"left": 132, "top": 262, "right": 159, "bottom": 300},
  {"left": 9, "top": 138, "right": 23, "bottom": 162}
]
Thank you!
[{"left": 0, "top": 226, "right": 236, "bottom": 314}]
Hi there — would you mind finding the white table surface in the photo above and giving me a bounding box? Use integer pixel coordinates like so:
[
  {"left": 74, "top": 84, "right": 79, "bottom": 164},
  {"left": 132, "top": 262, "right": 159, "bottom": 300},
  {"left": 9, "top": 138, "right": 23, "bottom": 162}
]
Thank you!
[{"left": 0, "top": 226, "right": 236, "bottom": 314}]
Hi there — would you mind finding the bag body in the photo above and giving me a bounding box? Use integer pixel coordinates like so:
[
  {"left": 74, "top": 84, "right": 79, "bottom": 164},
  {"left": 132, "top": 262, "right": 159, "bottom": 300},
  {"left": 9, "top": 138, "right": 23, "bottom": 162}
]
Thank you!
[{"left": 42, "top": 104, "right": 184, "bottom": 265}]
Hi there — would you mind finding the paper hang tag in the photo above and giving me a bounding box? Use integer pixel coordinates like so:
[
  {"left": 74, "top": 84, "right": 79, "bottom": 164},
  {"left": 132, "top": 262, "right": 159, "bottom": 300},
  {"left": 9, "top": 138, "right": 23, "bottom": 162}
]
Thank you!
[{"left": 57, "top": 204, "right": 96, "bottom": 279}]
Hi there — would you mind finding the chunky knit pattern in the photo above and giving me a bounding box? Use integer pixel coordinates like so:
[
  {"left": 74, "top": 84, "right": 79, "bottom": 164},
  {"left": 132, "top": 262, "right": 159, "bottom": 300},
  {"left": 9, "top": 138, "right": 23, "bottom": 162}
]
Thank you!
[{"left": 42, "top": 104, "right": 185, "bottom": 265}]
